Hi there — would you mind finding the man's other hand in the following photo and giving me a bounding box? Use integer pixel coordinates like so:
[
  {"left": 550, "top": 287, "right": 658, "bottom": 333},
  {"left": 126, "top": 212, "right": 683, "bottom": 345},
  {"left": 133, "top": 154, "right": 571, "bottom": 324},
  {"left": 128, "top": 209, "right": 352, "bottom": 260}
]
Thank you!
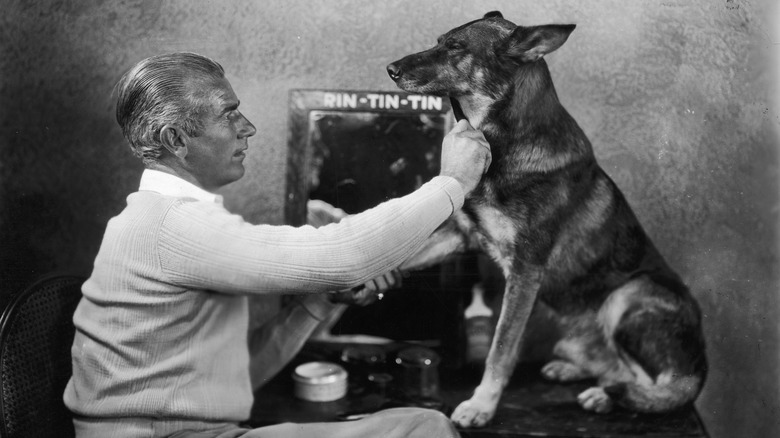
[{"left": 329, "top": 270, "right": 404, "bottom": 306}]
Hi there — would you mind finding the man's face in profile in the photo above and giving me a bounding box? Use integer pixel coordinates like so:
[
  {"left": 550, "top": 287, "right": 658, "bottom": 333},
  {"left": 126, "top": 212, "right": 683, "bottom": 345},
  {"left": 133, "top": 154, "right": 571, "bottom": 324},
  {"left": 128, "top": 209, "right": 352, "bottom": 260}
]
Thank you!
[{"left": 183, "top": 77, "right": 257, "bottom": 191}]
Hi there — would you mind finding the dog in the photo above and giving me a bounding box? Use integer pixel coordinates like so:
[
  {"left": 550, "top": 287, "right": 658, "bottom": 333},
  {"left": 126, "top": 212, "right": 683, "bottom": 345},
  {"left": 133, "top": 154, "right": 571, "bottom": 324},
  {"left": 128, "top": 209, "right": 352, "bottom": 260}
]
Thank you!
[{"left": 387, "top": 11, "right": 707, "bottom": 428}]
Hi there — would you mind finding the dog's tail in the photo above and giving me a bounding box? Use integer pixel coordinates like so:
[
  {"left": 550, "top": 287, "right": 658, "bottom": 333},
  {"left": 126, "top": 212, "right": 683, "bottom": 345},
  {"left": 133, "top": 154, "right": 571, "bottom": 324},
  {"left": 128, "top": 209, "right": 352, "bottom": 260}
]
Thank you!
[{"left": 604, "top": 372, "right": 704, "bottom": 413}]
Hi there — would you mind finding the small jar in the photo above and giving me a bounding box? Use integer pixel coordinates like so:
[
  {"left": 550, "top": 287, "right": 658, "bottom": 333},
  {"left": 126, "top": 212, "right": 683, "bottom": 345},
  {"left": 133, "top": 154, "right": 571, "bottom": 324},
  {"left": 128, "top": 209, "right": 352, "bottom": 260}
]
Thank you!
[
  {"left": 395, "top": 346, "right": 441, "bottom": 399},
  {"left": 341, "top": 345, "right": 387, "bottom": 371},
  {"left": 292, "top": 361, "right": 348, "bottom": 402}
]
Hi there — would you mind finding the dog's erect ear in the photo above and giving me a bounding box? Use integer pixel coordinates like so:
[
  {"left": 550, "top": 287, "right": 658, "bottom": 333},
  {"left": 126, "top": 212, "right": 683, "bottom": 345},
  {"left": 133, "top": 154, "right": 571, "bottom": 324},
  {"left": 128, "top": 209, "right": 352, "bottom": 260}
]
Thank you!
[
  {"left": 500, "top": 24, "right": 576, "bottom": 63},
  {"left": 484, "top": 11, "right": 503, "bottom": 19}
]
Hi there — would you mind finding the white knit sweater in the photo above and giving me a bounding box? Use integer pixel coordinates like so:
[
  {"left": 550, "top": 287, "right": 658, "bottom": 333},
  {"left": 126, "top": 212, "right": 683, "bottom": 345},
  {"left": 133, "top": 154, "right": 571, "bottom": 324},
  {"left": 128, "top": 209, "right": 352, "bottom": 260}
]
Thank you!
[{"left": 64, "top": 170, "right": 463, "bottom": 433}]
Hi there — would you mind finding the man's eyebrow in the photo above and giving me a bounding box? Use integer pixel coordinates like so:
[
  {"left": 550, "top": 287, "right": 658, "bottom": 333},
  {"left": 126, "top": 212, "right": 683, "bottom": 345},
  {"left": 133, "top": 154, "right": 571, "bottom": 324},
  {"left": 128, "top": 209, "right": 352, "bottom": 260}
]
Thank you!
[{"left": 220, "top": 100, "right": 240, "bottom": 114}]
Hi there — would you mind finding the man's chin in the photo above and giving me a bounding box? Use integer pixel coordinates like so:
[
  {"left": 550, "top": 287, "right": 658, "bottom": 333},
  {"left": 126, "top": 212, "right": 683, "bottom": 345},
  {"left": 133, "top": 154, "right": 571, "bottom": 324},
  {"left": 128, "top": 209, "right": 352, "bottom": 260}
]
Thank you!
[{"left": 223, "top": 167, "right": 246, "bottom": 186}]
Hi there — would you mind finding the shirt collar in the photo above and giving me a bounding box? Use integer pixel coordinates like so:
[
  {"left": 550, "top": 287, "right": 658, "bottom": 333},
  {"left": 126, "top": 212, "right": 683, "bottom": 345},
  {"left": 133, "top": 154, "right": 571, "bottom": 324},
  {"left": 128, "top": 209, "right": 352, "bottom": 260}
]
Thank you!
[{"left": 138, "top": 169, "right": 222, "bottom": 204}]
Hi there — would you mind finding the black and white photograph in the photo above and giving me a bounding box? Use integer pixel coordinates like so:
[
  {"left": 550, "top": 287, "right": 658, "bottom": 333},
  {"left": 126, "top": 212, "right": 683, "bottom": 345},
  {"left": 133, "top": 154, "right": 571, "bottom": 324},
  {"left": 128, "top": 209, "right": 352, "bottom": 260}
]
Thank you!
[{"left": 0, "top": 1, "right": 776, "bottom": 437}]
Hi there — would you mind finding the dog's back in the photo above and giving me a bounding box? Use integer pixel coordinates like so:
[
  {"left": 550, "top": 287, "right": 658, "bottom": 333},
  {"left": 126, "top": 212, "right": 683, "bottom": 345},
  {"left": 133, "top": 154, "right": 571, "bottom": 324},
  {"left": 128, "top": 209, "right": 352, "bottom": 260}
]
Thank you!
[{"left": 389, "top": 11, "right": 706, "bottom": 426}]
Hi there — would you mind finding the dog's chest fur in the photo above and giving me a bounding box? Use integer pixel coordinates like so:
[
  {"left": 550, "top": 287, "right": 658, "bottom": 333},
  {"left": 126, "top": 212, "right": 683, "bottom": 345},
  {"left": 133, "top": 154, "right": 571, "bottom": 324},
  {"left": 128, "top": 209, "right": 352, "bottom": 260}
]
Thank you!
[
  {"left": 454, "top": 204, "right": 519, "bottom": 276},
  {"left": 453, "top": 162, "right": 543, "bottom": 277}
]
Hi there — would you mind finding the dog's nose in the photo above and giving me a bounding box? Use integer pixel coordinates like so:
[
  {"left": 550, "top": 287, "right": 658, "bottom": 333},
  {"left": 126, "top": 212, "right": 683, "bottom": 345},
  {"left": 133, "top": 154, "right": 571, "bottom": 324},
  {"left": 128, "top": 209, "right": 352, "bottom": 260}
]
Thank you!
[{"left": 387, "top": 63, "right": 402, "bottom": 81}]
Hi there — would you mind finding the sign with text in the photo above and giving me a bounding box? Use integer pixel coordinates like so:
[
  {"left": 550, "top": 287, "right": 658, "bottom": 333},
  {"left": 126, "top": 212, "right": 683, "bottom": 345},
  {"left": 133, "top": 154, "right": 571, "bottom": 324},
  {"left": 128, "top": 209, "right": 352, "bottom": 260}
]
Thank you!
[{"left": 290, "top": 89, "right": 452, "bottom": 114}]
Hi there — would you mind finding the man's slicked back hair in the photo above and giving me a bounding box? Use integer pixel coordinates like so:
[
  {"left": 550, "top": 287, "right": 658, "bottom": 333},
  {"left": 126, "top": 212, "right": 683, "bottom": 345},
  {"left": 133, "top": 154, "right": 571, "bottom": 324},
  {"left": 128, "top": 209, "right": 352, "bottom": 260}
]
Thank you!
[{"left": 115, "top": 52, "right": 225, "bottom": 165}]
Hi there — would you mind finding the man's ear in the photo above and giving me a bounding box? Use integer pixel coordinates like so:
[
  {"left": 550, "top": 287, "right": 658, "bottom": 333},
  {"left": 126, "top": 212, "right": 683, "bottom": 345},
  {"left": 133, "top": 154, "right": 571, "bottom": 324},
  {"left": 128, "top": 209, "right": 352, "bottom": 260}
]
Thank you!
[
  {"left": 499, "top": 24, "right": 576, "bottom": 63},
  {"left": 160, "top": 124, "right": 188, "bottom": 159}
]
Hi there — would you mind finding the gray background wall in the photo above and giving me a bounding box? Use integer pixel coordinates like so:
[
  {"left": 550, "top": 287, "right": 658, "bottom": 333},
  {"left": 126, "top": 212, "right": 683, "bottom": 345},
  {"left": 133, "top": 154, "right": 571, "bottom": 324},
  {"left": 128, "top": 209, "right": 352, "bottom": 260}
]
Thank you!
[{"left": 1, "top": 1, "right": 777, "bottom": 437}]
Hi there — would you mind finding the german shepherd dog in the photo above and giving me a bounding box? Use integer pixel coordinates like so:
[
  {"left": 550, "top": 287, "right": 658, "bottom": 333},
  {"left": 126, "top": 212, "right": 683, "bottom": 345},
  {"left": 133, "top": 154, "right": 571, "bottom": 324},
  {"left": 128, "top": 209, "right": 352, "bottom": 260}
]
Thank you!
[{"left": 387, "top": 11, "right": 707, "bottom": 428}]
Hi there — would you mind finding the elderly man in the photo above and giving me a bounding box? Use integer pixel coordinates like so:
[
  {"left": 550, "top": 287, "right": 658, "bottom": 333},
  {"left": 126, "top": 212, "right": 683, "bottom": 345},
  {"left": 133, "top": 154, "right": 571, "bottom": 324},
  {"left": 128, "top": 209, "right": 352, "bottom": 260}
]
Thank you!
[{"left": 64, "top": 52, "right": 491, "bottom": 438}]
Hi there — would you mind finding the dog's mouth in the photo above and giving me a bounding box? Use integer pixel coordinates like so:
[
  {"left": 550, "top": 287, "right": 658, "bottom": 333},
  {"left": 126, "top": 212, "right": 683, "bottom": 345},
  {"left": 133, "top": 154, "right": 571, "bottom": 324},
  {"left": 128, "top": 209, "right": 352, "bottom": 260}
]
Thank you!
[
  {"left": 389, "top": 74, "right": 448, "bottom": 96},
  {"left": 386, "top": 62, "right": 462, "bottom": 98},
  {"left": 388, "top": 73, "right": 427, "bottom": 93},
  {"left": 390, "top": 75, "right": 465, "bottom": 121},
  {"left": 387, "top": 62, "right": 434, "bottom": 93}
]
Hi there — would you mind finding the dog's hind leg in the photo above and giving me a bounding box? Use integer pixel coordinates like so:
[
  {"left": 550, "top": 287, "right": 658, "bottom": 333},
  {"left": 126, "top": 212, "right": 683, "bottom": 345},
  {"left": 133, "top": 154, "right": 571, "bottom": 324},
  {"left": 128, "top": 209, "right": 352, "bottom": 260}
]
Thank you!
[
  {"left": 451, "top": 267, "right": 542, "bottom": 428},
  {"left": 545, "top": 334, "right": 631, "bottom": 413},
  {"left": 542, "top": 340, "right": 599, "bottom": 383},
  {"left": 599, "top": 283, "right": 707, "bottom": 412},
  {"left": 572, "top": 278, "right": 706, "bottom": 413},
  {"left": 541, "top": 314, "right": 622, "bottom": 383}
]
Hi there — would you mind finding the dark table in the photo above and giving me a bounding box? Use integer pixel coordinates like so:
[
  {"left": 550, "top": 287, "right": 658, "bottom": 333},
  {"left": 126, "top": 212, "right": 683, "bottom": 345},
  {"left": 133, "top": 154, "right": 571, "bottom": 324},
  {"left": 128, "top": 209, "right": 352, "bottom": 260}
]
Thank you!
[{"left": 249, "top": 341, "right": 709, "bottom": 437}]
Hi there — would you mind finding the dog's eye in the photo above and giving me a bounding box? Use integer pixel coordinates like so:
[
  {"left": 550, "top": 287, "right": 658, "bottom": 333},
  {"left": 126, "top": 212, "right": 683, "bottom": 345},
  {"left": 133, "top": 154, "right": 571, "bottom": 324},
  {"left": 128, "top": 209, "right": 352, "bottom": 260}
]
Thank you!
[{"left": 446, "top": 41, "right": 465, "bottom": 50}]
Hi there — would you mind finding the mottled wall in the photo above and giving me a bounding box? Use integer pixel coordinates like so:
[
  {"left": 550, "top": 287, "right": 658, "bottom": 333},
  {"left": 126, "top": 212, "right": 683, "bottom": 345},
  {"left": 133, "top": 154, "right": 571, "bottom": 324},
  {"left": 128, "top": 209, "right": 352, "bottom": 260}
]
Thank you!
[{"left": 0, "top": 1, "right": 776, "bottom": 437}]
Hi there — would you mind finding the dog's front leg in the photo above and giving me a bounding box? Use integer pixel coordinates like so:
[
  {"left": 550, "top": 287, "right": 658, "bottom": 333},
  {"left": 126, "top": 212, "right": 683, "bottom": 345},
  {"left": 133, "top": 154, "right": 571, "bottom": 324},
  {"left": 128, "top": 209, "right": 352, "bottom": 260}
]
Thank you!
[
  {"left": 400, "top": 217, "right": 468, "bottom": 271},
  {"left": 451, "top": 266, "right": 543, "bottom": 428}
]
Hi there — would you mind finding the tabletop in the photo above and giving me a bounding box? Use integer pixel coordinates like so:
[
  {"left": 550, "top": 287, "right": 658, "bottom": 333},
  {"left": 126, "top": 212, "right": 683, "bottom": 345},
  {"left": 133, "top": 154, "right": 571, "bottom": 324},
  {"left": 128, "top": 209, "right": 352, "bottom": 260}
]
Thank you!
[{"left": 249, "top": 341, "right": 709, "bottom": 438}]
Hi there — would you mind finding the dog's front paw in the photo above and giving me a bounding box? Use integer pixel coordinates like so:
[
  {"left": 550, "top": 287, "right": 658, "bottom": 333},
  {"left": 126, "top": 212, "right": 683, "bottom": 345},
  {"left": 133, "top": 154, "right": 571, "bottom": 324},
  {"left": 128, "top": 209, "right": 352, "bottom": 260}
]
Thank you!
[
  {"left": 450, "top": 397, "right": 497, "bottom": 428},
  {"left": 541, "top": 360, "right": 589, "bottom": 382},
  {"left": 577, "top": 387, "right": 614, "bottom": 413}
]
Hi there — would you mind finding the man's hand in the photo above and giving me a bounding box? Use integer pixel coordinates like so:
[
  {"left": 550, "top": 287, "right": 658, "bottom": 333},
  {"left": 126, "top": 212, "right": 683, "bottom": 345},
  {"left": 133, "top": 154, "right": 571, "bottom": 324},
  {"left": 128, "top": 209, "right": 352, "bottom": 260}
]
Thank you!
[
  {"left": 307, "top": 199, "right": 348, "bottom": 227},
  {"left": 329, "top": 270, "right": 404, "bottom": 306},
  {"left": 439, "top": 119, "right": 492, "bottom": 195}
]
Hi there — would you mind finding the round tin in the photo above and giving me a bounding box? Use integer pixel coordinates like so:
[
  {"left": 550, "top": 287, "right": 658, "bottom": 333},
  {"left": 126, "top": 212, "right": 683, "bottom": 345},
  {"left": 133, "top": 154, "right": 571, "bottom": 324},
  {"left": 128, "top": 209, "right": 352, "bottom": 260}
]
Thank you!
[{"left": 292, "top": 361, "right": 348, "bottom": 402}]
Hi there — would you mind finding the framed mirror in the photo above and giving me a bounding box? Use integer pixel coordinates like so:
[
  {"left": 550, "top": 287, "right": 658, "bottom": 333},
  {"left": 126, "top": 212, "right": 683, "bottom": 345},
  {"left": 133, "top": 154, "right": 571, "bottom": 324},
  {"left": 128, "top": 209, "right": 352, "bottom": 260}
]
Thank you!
[{"left": 285, "top": 89, "right": 477, "bottom": 348}]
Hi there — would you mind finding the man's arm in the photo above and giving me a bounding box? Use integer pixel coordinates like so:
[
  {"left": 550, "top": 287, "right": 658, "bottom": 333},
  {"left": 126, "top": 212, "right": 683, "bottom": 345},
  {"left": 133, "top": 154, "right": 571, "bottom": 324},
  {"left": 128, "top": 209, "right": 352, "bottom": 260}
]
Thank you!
[
  {"left": 247, "top": 202, "right": 403, "bottom": 390},
  {"left": 157, "top": 120, "right": 490, "bottom": 295},
  {"left": 158, "top": 176, "right": 463, "bottom": 295}
]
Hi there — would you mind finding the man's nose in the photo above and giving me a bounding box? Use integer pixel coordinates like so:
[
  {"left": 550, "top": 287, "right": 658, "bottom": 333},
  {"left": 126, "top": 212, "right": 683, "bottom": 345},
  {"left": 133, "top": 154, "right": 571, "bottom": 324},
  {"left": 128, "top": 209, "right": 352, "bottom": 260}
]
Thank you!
[{"left": 239, "top": 114, "right": 257, "bottom": 138}]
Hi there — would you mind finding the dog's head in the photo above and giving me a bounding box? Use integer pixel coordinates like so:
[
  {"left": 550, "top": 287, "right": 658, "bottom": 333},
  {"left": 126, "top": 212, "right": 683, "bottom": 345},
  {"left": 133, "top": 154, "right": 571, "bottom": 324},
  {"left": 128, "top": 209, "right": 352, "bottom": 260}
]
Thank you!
[{"left": 387, "top": 11, "right": 575, "bottom": 99}]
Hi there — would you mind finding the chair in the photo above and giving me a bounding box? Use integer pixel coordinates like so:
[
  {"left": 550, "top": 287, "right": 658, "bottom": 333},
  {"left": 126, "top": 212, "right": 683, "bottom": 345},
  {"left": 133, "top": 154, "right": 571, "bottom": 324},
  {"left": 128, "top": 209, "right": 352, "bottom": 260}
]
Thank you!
[{"left": 0, "top": 274, "right": 84, "bottom": 438}]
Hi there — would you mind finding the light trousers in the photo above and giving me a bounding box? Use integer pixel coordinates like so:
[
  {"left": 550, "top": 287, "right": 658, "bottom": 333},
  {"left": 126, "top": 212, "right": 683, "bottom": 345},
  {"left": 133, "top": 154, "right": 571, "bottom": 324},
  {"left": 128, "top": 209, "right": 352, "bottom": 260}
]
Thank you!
[{"left": 74, "top": 408, "right": 461, "bottom": 438}]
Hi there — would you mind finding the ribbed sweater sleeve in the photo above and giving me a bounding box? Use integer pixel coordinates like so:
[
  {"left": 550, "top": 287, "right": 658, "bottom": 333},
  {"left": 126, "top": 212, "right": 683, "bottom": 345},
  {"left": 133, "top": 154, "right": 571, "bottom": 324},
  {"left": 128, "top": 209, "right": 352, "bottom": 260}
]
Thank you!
[{"left": 157, "top": 176, "right": 464, "bottom": 294}]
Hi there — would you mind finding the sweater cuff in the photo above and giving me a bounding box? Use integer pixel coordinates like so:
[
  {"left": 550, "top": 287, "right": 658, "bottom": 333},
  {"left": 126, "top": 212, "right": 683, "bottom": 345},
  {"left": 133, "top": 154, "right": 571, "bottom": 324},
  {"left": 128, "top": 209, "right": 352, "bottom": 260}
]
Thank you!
[
  {"left": 294, "top": 294, "right": 342, "bottom": 321},
  {"left": 428, "top": 176, "right": 465, "bottom": 213}
]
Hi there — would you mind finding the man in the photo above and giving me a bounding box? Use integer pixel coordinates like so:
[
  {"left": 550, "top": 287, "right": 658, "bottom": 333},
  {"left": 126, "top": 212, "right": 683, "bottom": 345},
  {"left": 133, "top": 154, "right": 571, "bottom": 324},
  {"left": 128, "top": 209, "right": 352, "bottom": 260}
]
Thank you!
[{"left": 64, "top": 52, "right": 491, "bottom": 438}]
